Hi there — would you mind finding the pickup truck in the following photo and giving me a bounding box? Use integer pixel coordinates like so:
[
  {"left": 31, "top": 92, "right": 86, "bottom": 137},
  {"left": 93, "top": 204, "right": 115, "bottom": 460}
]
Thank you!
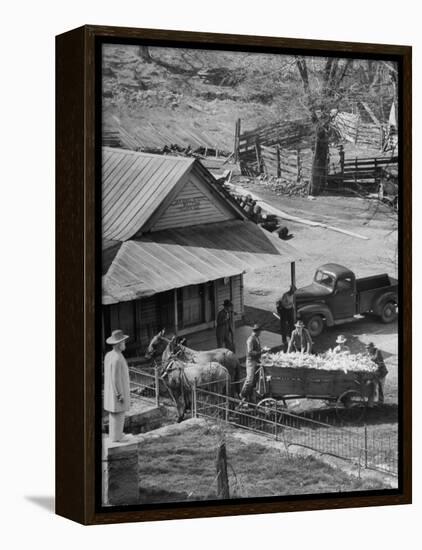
[{"left": 295, "top": 263, "right": 398, "bottom": 337}]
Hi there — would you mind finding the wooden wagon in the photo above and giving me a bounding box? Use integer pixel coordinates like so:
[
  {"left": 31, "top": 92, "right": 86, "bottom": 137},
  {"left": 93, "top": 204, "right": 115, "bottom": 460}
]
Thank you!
[{"left": 255, "top": 361, "right": 378, "bottom": 422}]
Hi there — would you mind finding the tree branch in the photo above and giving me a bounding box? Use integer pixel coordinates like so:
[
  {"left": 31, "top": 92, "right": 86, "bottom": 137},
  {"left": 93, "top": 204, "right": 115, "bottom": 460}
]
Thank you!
[
  {"left": 295, "top": 56, "right": 311, "bottom": 96},
  {"left": 335, "top": 59, "right": 353, "bottom": 88}
]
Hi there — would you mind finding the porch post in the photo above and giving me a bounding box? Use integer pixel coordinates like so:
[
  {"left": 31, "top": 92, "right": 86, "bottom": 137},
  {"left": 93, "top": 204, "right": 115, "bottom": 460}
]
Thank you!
[
  {"left": 291, "top": 261, "right": 297, "bottom": 322},
  {"left": 174, "top": 289, "right": 179, "bottom": 335},
  {"left": 290, "top": 261, "right": 296, "bottom": 288},
  {"left": 213, "top": 280, "right": 218, "bottom": 327}
]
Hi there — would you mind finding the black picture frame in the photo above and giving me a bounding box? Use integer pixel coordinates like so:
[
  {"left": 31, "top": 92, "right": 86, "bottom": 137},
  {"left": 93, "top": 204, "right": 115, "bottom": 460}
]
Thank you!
[{"left": 56, "top": 25, "right": 412, "bottom": 525}]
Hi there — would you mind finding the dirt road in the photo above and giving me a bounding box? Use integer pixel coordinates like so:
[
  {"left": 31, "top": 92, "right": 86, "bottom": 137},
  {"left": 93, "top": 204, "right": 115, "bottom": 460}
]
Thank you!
[{"left": 240, "top": 184, "right": 399, "bottom": 404}]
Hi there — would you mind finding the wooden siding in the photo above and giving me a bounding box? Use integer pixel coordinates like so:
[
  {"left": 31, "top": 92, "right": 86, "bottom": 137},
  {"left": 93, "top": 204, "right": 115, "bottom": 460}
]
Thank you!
[
  {"left": 151, "top": 172, "right": 236, "bottom": 232},
  {"left": 103, "top": 276, "right": 243, "bottom": 355},
  {"left": 137, "top": 296, "right": 158, "bottom": 347}
]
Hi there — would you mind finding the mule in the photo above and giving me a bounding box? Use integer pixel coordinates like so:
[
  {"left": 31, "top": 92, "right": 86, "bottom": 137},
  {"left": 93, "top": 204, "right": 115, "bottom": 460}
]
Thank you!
[
  {"left": 173, "top": 344, "right": 241, "bottom": 396},
  {"left": 161, "top": 359, "right": 230, "bottom": 422}
]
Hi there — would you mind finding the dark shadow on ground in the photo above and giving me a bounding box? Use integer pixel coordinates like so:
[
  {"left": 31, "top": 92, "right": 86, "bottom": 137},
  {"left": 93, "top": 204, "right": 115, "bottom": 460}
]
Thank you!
[{"left": 25, "top": 496, "right": 55, "bottom": 513}]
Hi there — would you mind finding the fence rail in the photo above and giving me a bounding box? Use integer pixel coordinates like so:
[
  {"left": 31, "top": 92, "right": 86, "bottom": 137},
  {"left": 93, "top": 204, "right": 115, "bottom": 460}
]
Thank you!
[
  {"left": 192, "top": 382, "right": 398, "bottom": 477},
  {"left": 129, "top": 365, "right": 160, "bottom": 407}
]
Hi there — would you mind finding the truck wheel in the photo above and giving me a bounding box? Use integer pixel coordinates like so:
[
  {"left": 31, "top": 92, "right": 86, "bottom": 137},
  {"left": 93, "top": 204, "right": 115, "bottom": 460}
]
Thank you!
[
  {"left": 306, "top": 315, "right": 324, "bottom": 337},
  {"left": 380, "top": 301, "right": 397, "bottom": 323}
]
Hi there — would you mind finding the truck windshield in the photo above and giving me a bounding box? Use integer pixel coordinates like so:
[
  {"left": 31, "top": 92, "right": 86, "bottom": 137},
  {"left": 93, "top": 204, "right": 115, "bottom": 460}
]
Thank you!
[{"left": 314, "top": 270, "right": 335, "bottom": 290}]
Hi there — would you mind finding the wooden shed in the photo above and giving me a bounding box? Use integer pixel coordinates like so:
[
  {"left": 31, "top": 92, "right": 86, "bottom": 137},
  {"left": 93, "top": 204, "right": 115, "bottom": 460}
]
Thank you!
[{"left": 102, "top": 147, "right": 301, "bottom": 355}]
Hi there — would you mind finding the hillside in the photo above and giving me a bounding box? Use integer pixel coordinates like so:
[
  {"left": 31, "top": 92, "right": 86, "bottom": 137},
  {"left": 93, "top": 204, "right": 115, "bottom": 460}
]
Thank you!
[{"left": 102, "top": 44, "right": 396, "bottom": 155}]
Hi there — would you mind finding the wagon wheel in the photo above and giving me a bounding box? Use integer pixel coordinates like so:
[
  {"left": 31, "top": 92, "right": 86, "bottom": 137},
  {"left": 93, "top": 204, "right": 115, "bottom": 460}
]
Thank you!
[
  {"left": 336, "top": 390, "right": 367, "bottom": 424},
  {"left": 257, "top": 398, "right": 286, "bottom": 423}
]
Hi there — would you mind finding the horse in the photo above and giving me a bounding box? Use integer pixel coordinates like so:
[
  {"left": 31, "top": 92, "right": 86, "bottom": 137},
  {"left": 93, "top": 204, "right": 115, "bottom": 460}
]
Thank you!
[
  {"left": 145, "top": 330, "right": 174, "bottom": 363},
  {"left": 173, "top": 343, "right": 241, "bottom": 397},
  {"left": 160, "top": 358, "right": 230, "bottom": 422}
]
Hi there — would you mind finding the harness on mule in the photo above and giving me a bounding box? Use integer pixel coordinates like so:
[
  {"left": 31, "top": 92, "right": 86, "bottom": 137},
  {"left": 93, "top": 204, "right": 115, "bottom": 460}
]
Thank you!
[{"left": 163, "top": 359, "right": 192, "bottom": 415}]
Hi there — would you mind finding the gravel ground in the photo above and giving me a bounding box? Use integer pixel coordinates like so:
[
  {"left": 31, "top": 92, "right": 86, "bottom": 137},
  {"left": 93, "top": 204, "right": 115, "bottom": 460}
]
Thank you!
[{"left": 239, "top": 185, "right": 399, "bottom": 406}]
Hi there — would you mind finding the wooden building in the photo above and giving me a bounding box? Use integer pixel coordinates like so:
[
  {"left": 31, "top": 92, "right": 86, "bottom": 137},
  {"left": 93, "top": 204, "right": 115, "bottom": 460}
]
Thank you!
[{"left": 102, "top": 147, "right": 301, "bottom": 355}]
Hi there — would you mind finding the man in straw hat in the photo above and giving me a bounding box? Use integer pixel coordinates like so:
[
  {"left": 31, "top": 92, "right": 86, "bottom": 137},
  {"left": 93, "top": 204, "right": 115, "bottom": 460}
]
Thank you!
[
  {"left": 333, "top": 335, "right": 350, "bottom": 354},
  {"left": 216, "top": 298, "right": 235, "bottom": 352},
  {"left": 287, "top": 320, "right": 313, "bottom": 354},
  {"left": 239, "top": 324, "right": 262, "bottom": 401},
  {"left": 366, "top": 342, "right": 388, "bottom": 406},
  {"left": 104, "top": 329, "right": 131, "bottom": 442}
]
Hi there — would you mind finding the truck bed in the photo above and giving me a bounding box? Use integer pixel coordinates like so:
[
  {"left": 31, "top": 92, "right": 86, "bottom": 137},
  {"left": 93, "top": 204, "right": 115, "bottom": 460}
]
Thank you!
[
  {"left": 357, "top": 274, "right": 398, "bottom": 313},
  {"left": 356, "top": 273, "right": 391, "bottom": 292}
]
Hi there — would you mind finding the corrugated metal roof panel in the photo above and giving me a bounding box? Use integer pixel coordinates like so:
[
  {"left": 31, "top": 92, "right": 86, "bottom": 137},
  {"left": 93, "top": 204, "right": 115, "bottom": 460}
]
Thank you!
[
  {"left": 102, "top": 220, "right": 305, "bottom": 304},
  {"left": 102, "top": 147, "right": 195, "bottom": 241}
]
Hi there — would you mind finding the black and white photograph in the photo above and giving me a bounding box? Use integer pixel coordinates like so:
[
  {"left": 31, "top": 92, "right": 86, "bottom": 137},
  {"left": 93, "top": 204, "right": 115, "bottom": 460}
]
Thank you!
[{"left": 100, "top": 43, "right": 401, "bottom": 508}]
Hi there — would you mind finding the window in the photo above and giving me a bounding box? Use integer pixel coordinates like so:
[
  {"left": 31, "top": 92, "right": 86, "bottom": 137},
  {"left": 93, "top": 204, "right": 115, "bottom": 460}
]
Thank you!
[
  {"left": 337, "top": 277, "right": 353, "bottom": 292},
  {"left": 314, "top": 270, "right": 334, "bottom": 290}
]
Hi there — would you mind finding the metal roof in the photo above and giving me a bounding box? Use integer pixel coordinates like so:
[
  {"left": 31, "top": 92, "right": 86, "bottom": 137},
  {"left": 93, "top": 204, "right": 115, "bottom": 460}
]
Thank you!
[
  {"left": 102, "top": 147, "right": 195, "bottom": 241},
  {"left": 102, "top": 220, "right": 304, "bottom": 304}
]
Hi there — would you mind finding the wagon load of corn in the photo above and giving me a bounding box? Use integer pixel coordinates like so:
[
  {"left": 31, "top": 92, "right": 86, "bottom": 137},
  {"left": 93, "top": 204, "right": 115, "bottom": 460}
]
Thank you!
[
  {"left": 261, "top": 351, "right": 377, "bottom": 373},
  {"left": 258, "top": 351, "right": 377, "bottom": 400}
]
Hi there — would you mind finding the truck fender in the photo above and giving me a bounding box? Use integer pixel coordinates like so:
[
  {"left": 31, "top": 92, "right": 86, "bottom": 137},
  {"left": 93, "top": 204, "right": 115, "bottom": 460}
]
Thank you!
[
  {"left": 373, "top": 291, "right": 398, "bottom": 316},
  {"left": 297, "top": 304, "right": 334, "bottom": 326}
]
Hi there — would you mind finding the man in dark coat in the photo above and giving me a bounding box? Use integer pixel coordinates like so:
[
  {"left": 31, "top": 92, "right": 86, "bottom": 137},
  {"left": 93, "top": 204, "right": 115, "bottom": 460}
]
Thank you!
[
  {"left": 366, "top": 342, "right": 388, "bottom": 405},
  {"left": 275, "top": 285, "right": 296, "bottom": 352},
  {"left": 287, "top": 320, "right": 312, "bottom": 354},
  {"left": 216, "top": 299, "right": 235, "bottom": 351}
]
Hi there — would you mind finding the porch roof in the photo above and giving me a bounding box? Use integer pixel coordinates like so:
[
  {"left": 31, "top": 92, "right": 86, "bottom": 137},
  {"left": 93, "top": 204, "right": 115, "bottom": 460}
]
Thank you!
[{"left": 102, "top": 220, "right": 305, "bottom": 305}]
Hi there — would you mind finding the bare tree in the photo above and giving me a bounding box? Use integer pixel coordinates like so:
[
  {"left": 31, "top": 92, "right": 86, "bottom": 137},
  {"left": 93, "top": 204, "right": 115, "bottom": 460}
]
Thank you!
[{"left": 295, "top": 56, "right": 353, "bottom": 195}]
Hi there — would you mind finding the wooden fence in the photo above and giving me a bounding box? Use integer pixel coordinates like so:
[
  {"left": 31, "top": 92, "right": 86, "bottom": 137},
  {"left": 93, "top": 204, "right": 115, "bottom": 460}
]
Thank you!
[
  {"left": 235, "top": 117, "right": 314, "bottom": 177},
  {"left": 328, "top": 155, "right": 398, "bottom": 189},
  {"left": 331, "top": 111, "right": 384, "bottom": 149}
]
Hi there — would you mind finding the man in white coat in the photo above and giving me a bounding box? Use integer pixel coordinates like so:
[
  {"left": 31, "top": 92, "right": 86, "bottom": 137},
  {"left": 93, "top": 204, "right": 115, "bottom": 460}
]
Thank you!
[{"left": 104, "top": 330, "right": 131, "bottom": 442}]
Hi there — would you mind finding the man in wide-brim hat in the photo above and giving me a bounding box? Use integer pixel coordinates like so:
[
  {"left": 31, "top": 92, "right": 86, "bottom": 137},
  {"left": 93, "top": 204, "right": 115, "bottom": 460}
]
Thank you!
[
  {"left": 240, "top": 323, "right": 262, "bottom": 401},
  {"left": 333, "top": 334, "right": 350, "bottom": 354},
  {"left": 287, "top": 319, "right": 313, "bottom": 354},
  {"left": 104, "top": 329, "right": 131, "bottom": 442},
  {"left": 216, "top": 298, "right": 235, "bottom": 352},
  {"left": 366, "top": 342, "right": 388, "bottom": 406}
]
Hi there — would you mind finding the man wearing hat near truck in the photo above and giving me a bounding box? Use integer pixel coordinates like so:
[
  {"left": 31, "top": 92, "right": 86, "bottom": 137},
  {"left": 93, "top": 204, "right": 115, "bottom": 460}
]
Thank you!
[
  {"left": 366, "top": 342, "right": 388, "bottom": 405},
  {"left": 275, "top": 285, "right": 296, "bottom": 352},
  {"left": 104, "top": 329, "right": 132, "bottom": 442},
  {"left": 216, "top": 299, "right": 235, "bottom": 352},
  {"left": 287, "top": 320, "right": 313, "bottom": 354},
  {"left": 239, "top": 324, "right": 262, "bottom": 401}
]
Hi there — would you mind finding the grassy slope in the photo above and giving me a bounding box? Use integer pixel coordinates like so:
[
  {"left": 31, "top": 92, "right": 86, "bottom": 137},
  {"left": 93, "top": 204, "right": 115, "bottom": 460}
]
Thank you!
[
  {"left": 102, "top": 45, "right": 395, "bottom": 153},
  {"left": 138, "top": 422, "right": 387, "bottom": 503}
]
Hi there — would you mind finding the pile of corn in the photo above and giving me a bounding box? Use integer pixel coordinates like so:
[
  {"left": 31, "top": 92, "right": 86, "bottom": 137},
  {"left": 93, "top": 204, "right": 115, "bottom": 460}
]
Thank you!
[{"left": 261, "top": 350, "right": 376, "bottom": 373}]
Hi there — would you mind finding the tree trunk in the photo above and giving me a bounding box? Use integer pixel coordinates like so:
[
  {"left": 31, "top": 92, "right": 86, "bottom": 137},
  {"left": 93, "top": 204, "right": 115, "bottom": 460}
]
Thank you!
[
  {"left": 138, "top": 46, "right": 152, "bottom": 63},
  {"left": 310, "top": 124, "right": 330, "bottom": 195}
]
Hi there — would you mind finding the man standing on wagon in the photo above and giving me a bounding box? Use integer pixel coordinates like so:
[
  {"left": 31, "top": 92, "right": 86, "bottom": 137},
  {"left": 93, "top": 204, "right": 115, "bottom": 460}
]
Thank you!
[{"left": 216, "top": 299, "right": 235, "bottom": 352}]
